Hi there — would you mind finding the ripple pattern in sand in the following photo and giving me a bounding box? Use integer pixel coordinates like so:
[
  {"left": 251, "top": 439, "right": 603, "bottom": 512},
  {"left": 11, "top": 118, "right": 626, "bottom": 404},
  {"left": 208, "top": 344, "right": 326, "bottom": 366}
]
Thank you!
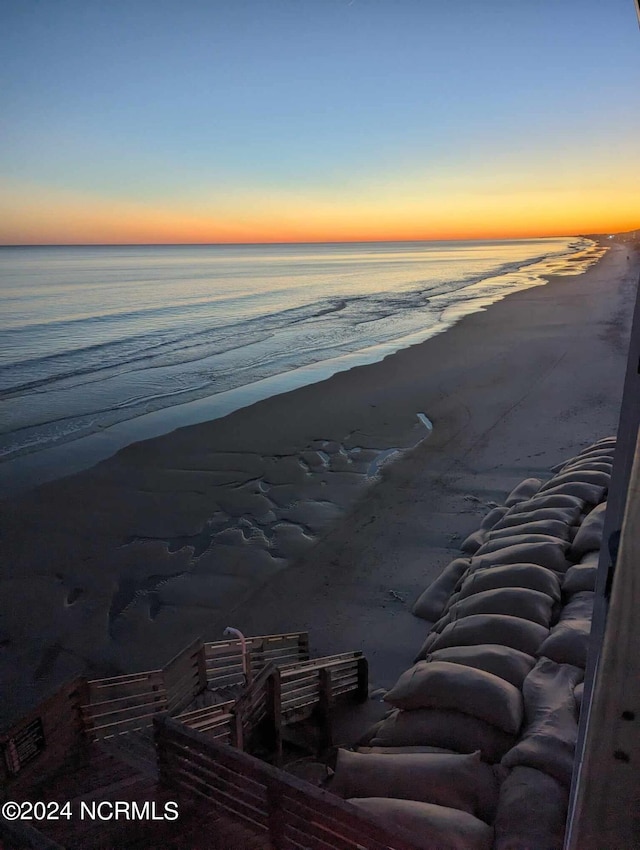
[{"left": 113, "top": 437, "right": 404, "bottom": 630}]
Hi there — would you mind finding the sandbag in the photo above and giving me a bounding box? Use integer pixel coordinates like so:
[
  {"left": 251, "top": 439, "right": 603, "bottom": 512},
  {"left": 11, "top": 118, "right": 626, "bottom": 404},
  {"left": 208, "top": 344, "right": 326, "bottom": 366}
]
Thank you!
[
  {"left": 538, "top": 592, "right": 594, "bottom": 667},
  {"left": 562, "top": 561, "right": 598, "bottom": 596},
  {"left": 461, "top": 507, "right": 512, "bottom": 555},
  {"left": 536, "top": 481, "right": 606, "bottom": 505},
  {"left": 461, "top": 529, "right": 486, "bottom": 555},
  {"left": 468, "top": 542, "right": 571, "bottom": 573},
  {"left": 348, "top": 798, "right": 494, "bottom": 850},
  {"left": 567, "top": 447, "right": 614, "bottom": 461},
  {"left": 412, "top": 558, "right": 471, "bottom": 621},
  {"left": 493, "top": 505, "right": 583, "bottom": 530},
  {"left": 539, "top": 623, "right": 591, "bottom": 668},
  {"left": 446, "top": 587, "right": 554, "bottom": 627},
  {"left": 440, "top": 591, "right": 461, "bottom": 615},
  {"left": 579, "top": 550, "right": 600, "bottom": 567},
  {"left": 580, "top": 437, "right": 616, "bottom": 451},
  {"left": 331, "top": 748, "right": 499, "bottom": 822},
  {"left": 559, "top": 459, "right": 612, "bottom": 475},
  {"left": 426, "top": 644, "right": 535, "bottom": 689},
  {"left": 475, "top": 534, "right": 570, "bottom": 557},
  {"left": 488, "top": 519, "right": 572, "bottom": 543},
  {"left": 430, "top": 611, "right": 453, "bottom": 634},
  {"left": 370, "top": 708, "right": 516, "bottom": 763},
  {"left": 505, "top": 478, "right": 543, "bottom": 507},
  {"left": 554, "top": 452, "right": 614, "bottom": 474},
  {"left": 457, "top": 563, "right": 561, "bottom": 603},
  {"left": 501, "top": 658, "right": 583, "bottom": 787},
  {"left": 570, "top": 502, "right": 607, "bottom": 559},
  {"left": 480, "top": 506, "right": 510, "bottom": 530},
  {"left": 420, "top": 614, "right": 549, "bottom": 658},
  {"left": 503, "top": 493, "right": 585, "bottom": 514},
  {"left": 540, "top": 469, "right": 610, "bottom": 491},
  {"left": 493, "top": 766, "right": 569, "bottom": 850},
  {"left": 415, "top": 630, "right": 441, "bottom": 660},
  {"left": 384, "top": 661, "right": 523, "bottom": 734},
  {"left": 559, "top": 591, "right": 595, "bottom": 620}
]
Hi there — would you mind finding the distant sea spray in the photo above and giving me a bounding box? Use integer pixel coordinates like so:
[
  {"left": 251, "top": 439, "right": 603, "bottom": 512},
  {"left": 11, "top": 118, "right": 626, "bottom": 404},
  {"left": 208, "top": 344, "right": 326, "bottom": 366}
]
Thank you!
[{"left": 0, "top": 238, "right": 604, "bottom": 488}]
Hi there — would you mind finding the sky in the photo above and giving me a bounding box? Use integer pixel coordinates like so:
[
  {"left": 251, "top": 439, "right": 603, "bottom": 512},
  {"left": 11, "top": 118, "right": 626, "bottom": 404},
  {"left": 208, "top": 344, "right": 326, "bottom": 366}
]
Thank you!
[{"left": 1, "top": 0, "right": 639, "bottom": 245}]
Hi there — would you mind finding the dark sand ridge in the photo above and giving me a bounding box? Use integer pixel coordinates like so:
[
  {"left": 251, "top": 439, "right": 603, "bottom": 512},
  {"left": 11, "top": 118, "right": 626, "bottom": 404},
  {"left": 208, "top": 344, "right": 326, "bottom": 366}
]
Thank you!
[{"left": 0, "top": 243, "right": 636, "bottom": 723}]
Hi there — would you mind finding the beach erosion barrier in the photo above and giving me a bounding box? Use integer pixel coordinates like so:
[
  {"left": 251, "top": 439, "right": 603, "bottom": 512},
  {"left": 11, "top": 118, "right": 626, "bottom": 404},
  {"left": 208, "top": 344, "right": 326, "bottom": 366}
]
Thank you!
[{"left": 328, "top": 437, "right": 612, "bottom": 850}]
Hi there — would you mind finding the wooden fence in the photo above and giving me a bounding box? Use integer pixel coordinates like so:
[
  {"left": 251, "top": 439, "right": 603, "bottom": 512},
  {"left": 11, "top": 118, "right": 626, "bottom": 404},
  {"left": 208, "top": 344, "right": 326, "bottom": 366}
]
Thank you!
[
  {"left": 167, "top": 650, "right": 368, "bottom": 767},
  {"left": 203, "top": 632, "right": 309, "bottom": 689},
  {"left": 0, "top": 633, "right": 310, "bottom": 789},
  {"left": 175, "top": 700, "right": 240, "bottom": 747},
  {"left": 155, "top": 716, "right": 424, "bottom": 850},
  {"left": 164, "top": 638, "right": 209, "bottom": 715},
  {"left": 232, "top": 662, "right": 278, "bottom": 753},
  {"left": 81, "top": 668, "right": 168, "bottom": 741},
  {"left": 274, "top": 652, "right": 368, "bottom": 762},
  {"left": 80, "top": 634, "right": 309, "bottom": 741}
]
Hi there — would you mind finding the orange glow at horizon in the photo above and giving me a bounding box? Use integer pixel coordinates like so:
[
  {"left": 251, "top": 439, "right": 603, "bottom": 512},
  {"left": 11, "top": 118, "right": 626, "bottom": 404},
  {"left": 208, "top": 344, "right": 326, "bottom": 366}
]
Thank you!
[{"left": 1, "top": 184, "right": 638, "bottom": 246}]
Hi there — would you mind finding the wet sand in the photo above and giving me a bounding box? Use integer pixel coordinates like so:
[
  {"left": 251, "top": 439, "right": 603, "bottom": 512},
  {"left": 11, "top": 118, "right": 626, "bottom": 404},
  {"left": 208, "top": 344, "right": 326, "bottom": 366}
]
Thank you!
[{"left": 0, "top": 242, "right": 637, "bottom": 723}]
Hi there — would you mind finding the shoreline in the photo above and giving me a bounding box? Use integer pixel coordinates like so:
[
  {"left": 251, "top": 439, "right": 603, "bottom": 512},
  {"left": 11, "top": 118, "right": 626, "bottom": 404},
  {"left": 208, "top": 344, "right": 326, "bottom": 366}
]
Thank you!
[
  {"left": 0, "top": 242, "right": 637, "bottom": 723},
  {"left": 0, "top": 237, "right": 602, "bottom": 499}
]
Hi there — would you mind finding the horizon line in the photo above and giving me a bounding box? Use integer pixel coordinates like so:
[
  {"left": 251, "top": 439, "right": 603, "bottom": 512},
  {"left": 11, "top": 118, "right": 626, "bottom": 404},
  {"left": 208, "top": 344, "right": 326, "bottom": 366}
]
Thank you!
[{"left": 0, "top": 232, "right": 606, "bottom": 249}]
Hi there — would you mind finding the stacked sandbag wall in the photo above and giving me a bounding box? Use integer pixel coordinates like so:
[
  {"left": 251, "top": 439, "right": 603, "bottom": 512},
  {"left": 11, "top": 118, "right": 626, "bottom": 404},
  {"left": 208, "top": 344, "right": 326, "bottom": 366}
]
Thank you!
[{"left": 326, "top": 438, "right": 613, "bottom": 850}]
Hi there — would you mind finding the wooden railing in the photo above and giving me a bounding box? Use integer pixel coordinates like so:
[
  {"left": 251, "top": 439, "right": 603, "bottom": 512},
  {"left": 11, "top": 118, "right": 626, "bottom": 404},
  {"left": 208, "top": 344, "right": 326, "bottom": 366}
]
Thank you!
[
  {"left": 203, "top": 632, "right": 309, "bottom": 690},
  {"left": 81, "top": 668, "right": 167, "bottom": 741},
  {"left": 231, "top": 661, "right": 276, "bottom": 752},
  {"left": 175, "top": 700, "right": 240, "bottom": 747},
  {"left": 155, "top": 716, "right": 424, "bottom": 850},
  {"left": 182, "top": 651, "right": 368, "bottom": 764},
  {"left": 0, "top": 632, "right": 314, "bottom": 789},
  {"left": 81, "top": 634, "right": 306, "bottom": 741},
  {"left": 163, "top": 638, "right": 208, "bottom": 715},
  {"left": 275, "top": 652, "right": 367, "bottom": 762},
  {"left": 278, "top": 652, "right": 367, "bottom": 721}
]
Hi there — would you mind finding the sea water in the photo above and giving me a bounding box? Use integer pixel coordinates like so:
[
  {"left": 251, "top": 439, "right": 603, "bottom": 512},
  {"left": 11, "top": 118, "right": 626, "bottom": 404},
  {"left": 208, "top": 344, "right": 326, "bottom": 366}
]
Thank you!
[{"left": 0, "top": 237, "right": 604, "bottom": 489}]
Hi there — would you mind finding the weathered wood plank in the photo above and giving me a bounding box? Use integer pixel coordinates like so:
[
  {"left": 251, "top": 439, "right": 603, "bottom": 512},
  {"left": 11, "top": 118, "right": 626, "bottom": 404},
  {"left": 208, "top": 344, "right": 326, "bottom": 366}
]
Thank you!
[
  {"left": 162, "top": 739, "right": 268, "bottom": 798},
  {"left": 155, "top": 717, "right": 422, "bottom": 849},
  {"left": 165, "top": 753, "right": 268, "bottom": 814},
  {"left": 176, "top": 701, "right": 235, "bottom": 723},
  {"left": 80, "top": 689, "right": 168, "bottom": 713},
  {"left": 568, "top": 429, "right": 640, "bottom": 849}
]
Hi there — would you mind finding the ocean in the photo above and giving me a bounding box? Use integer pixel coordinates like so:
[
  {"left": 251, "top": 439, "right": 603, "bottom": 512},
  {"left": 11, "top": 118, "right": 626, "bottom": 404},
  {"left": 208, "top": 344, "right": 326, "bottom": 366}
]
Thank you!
[{"left": 0, "top": 237, "right": 604, "bottom": 491}]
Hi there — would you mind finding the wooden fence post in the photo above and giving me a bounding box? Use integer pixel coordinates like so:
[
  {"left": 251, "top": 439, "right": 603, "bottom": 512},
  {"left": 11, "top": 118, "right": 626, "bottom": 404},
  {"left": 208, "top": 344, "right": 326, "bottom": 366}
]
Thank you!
[
  {"left": 266, "top": 669, "right": 283, "bottom": 767},
  {"left": 195, "top": 640, "right": 208, "bottom": 694},
  {"left": 152, "top": 714, "right": 170, "bottom": 788},
  {"left": 231, "top": 709, "right": 244, "bottom": 751},
  {"left": 318, "top": 668, "right": 333, "bottom": 755},
  {"left": 356, "top": 656, "right": 369, "bottom": 702},
  {"left": 299, "top": 632, "right": 310, "bottom": 662},
  {"left": 266, "top": 778, "right": 286, "bottom": 848}
]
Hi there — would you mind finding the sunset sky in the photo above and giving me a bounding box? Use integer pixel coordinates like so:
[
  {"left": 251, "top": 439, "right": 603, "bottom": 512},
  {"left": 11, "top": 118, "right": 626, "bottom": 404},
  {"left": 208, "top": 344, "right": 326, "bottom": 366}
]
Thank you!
[{"left": 1, "top": 0, "right": 639, "bottom": 245}]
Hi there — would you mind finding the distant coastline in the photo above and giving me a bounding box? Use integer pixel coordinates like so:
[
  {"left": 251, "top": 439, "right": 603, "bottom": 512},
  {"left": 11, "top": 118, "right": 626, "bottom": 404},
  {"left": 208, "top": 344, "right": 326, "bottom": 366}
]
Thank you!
[{"left": 0, "top": 237, "right": 606, "bottom": 496}]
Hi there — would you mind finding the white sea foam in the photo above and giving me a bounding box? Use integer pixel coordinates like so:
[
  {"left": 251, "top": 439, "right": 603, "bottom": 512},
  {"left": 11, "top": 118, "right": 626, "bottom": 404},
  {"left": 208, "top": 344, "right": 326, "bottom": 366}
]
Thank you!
[{"left": 0, "top": 237, "right": 603, "bottom": 489}]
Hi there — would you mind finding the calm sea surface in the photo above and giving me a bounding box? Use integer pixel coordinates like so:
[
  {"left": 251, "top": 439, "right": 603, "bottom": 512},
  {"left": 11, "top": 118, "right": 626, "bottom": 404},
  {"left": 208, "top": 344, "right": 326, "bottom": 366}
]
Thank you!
[{"left": 0, "top": 238, "right": 604, "bottom": 478}]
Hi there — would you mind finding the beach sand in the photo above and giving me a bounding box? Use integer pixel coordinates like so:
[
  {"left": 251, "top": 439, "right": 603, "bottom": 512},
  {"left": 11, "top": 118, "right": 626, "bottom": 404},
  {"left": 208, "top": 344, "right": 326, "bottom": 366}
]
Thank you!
[{"left": 1, "top": 241, "right": 637, "bottom": 724}]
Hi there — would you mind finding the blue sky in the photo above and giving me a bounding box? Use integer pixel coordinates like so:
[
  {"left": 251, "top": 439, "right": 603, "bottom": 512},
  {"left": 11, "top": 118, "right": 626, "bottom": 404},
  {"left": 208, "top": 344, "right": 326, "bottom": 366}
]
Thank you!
[{"left": 1, "top": 0, "right": 639, "bottom": 243}]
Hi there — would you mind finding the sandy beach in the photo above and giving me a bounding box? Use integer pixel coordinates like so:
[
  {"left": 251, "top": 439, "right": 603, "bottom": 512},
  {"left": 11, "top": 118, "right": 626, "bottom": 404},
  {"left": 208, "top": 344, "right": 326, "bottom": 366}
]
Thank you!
[{"left": 1, "top": 240, "right": 637, "bottom": 725}]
